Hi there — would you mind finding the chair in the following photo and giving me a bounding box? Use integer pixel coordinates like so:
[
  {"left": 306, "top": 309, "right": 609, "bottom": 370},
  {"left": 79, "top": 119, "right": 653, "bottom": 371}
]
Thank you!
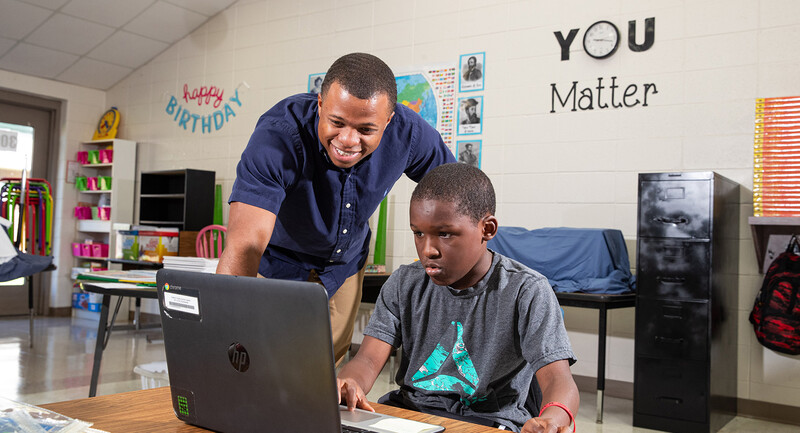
[{"left": 195, "top": 224, "right": 227, "bottom": 258}]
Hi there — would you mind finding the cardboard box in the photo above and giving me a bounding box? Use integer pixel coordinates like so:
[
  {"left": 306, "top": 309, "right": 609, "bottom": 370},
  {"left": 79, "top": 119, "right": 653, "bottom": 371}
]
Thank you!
[
  {"left": 72, "top": 292, "right": 102, "bottom": 312},
  {"left": 139, "top": 230, "right": 179, "bottom": 263}
]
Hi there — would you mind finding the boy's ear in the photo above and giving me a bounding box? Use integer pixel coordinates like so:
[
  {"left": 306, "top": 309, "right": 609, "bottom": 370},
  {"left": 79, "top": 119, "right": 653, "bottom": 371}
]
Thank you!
[{"left": 481, "top": 215, "right": 498, "bottom": 242}]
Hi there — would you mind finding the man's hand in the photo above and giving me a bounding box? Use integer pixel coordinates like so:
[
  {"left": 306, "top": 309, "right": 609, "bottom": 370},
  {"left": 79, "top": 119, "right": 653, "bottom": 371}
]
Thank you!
[
  {"left": 337, "top": 377, "right": 374, "bottom": 412},
  {"left": 521, "top": 416, "right": 571, "bottom": 433}
]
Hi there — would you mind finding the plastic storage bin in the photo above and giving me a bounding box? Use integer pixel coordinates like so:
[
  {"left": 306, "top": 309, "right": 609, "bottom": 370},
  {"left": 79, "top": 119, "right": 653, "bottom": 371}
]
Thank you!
[
  {"left": 77, "top": 151, "right": 88, "bottom": 164},
  {"left": 99, "top": 149, "right": 113, "bottom": 163},
  {"left": 97, "top": 206, "right": 111, "bottom": 220},
  {"left": 133, "top": 361, "right": 170, "bottom": 389},
  {"left": 98, "top": 176, "right": 112, "bottom": 190},
  {"left": 91, "top": 243, "right": 109, "bottom": 258},
  {"left": 87, "top": 177, "right": 99, "bottom": 190},
  {"left": 75, "top": 176, "right": 88, "bottom": 191},
  {"left": 87, "top": 150, "right": 100, "bottom": 164},
  {"left": 74, "top": 206, "right": 92, "bottom": 219}
]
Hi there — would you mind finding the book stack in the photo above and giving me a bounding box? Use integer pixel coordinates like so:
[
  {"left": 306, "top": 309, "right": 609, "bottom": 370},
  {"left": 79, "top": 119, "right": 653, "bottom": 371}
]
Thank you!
[
  {"left": 162, "top": 256, "right": 219, "bottom": 273},
  {"left": 754, "top": 96, "right": 800, "bottom": 216}
]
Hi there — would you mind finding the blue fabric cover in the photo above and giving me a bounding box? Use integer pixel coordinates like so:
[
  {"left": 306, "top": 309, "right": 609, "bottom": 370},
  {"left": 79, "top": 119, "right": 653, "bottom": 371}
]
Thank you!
[
  {"left": 0, "top": 250, "right": 53, "bottom": 282},
  {"left": 487, "top": 227, "right": 635, "bottom": 294}
]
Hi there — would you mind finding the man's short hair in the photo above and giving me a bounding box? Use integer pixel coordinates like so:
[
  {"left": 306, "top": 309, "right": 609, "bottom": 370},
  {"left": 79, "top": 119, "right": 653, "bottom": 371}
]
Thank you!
[
  {"left": 321, "top": 53, "right": 397, "bottom": 111},
  {"left": 411, "top": 163, "right": 495, "bottom": 223}
]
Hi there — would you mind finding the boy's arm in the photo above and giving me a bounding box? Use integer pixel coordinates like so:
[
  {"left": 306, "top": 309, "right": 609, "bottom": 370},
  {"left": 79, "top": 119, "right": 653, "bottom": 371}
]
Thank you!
[
  {"left": 523, "top": 359, "right": 580, "bottom": 433},
  {"left": 336, "top": 335, "right": 395, "bottom": 412}
]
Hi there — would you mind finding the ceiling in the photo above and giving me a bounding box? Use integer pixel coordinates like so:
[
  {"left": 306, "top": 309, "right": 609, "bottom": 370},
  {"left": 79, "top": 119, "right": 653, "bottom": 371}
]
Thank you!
[{"left": 0, "top": 0, "right": 237, "bottom": 90}]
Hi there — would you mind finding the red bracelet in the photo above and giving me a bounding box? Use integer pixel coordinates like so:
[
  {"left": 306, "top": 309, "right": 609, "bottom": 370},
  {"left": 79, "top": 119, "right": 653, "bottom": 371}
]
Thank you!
[{"left": 539, "top": 401, "right": 575, "bottom": 432}]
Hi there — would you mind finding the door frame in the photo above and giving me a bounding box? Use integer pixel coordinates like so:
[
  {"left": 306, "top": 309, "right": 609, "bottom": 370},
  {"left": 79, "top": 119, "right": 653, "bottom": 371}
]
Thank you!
[{"left": 0, "top": 88, "right": 62, "bottom": 315}]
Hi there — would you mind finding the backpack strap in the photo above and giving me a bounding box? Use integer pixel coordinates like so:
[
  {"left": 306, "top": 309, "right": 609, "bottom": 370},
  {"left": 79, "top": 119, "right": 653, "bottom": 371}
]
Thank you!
[{"left": 788, "top": 234, "right": 800, "bottom": 254}]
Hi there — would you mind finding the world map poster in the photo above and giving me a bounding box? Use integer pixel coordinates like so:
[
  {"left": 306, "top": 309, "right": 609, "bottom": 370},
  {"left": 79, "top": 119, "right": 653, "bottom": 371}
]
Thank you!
[{"left": 396, "top": 67, "right": 457, "bottom": 153}]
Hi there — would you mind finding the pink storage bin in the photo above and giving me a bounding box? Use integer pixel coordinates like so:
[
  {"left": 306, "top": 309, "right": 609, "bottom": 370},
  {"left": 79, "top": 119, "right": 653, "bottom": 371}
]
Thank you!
[
  {"left": 77, "top": 151, "right": 88, "bottom": 164},
  {"left": 99, "top": 149, "right": 113, "bottom": 163},
  {"left": 74, "top": 206, "right": 91, "bottom": 219},
  {"left": 91, "top": 244, "right": 109, "bottom": 258},
  {"left": 87, "top": 177, "right": 99, "bottom": 190},
  {"left": 80, "top": 244, "right": 92, "bottom": 257},
  {"left": 71, "top": 243, "right": 82, "bottom": 256},
  {"left": 98, "top": 206, "right": 111, "bottom": 220}
]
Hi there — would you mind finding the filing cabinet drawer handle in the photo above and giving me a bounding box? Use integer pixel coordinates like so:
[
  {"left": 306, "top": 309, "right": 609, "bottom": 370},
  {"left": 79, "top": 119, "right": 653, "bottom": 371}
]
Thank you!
[
  {"left": 652, "top": 216, "right": 689, "bottom": 225},
  {"left": 656, "top": 276, "right": 686, "bottom": 284},
  {"left": 657, "top": 396, "right": 683, "bottom": 405},
  {"left": 655, "top": 336, "right": 684, "bottom": 344}
]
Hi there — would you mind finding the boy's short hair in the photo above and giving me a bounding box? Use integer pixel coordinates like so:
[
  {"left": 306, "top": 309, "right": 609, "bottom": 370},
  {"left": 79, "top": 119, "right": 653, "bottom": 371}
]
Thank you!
[
  {"left": 411, "top": 163, "right": 495, "bottom": 223},
  {"left": 321, "top": 53, "right": 397, "bottom": 111}
]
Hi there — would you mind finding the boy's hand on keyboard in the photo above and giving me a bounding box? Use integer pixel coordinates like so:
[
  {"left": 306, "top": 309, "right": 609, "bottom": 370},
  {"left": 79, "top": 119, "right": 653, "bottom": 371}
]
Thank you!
[{"left": 337, "top": 378, "right": 375, "bottom": 412}]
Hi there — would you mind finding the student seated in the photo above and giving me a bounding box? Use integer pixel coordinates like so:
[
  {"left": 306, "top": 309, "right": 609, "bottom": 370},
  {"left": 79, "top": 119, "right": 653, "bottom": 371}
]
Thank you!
[{"left": 337, "top": 163, "right": 579, "bottom": 432}]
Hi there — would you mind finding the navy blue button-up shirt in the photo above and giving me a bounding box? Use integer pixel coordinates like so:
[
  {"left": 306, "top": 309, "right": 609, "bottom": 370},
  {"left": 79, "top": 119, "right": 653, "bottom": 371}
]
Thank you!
[{"left": 229, "top": 93, "right": 455, "bottom": 297}]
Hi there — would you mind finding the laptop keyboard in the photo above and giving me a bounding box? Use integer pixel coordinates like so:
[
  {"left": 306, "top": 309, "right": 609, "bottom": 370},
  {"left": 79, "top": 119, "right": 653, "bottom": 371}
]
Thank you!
[{"left": 341, "top": 425, "right": 380, "bottom": 433}]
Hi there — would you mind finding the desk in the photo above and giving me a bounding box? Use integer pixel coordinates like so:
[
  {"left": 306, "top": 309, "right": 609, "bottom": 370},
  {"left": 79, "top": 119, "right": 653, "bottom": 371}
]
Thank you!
[
  {"left": 41, "top": 386, "right": 499, "bottom": 433},
  {"left": 555, "top": 291, "right": 636, "bottom": 424},
  {"left": 79, "top": 282, "right": 160, "bottom": 398}
]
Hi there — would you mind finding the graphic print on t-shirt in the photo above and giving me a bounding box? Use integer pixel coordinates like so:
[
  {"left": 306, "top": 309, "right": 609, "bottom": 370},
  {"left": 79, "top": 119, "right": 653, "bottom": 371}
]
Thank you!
[{"left": 411, "top": 321, "right": 484, "bottom": 406}]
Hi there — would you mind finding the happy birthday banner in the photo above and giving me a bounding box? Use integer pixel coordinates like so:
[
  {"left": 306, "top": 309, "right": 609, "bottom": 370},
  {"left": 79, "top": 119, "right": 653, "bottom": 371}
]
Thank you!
[{"left": 165, "top": 84, "right": 244, "bottom": 134}]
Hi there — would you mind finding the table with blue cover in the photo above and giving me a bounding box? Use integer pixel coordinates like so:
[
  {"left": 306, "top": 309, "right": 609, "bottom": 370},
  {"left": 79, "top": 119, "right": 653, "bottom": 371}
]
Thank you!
[{"left": 488, "top": 227, "right": 636, "bottom": 423}]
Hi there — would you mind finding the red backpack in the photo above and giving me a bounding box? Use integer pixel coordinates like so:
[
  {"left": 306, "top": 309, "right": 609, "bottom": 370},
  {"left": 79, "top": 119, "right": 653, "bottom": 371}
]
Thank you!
[{"left": 749, "top": 235, "right": 800, "bottom": 355}]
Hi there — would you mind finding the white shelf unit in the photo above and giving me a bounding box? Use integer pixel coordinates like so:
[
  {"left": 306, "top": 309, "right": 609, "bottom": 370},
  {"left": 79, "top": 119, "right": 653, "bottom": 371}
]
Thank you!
[{"left": 72, "top": 139, "right": 136, "bottom": 272}]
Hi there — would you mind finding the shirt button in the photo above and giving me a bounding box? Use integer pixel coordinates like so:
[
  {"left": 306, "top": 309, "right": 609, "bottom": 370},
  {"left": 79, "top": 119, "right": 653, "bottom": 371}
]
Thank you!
[
  {"left": 345, "top": 203, "right": 351, "bottom": 208},
  {"left": 342, "top": 229, "right": 348, "bottom": 234},
  {"left": 336, "top": 249, "right": 342, "bottom": 253}
]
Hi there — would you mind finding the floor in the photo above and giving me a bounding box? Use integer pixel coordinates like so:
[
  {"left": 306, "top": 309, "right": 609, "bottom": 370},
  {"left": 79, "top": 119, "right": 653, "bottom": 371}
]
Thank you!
[{"left": 1, "top": 315, "right": 798, "bottom": 432}]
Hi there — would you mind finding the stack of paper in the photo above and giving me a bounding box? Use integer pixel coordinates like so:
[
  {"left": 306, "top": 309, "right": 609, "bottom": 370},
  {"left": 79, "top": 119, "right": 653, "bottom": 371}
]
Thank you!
[
  {"left": 754, "top": 96, "right": 800, "bottom": 216},
  {"left": 162, "top": 256, "right": 219, "bottom": 273}
]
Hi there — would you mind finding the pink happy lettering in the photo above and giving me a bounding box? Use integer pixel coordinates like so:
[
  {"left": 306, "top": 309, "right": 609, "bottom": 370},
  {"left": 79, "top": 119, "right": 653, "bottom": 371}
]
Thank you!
[{"left": 182, "top": 84, "right": 225, "bottom": 108}]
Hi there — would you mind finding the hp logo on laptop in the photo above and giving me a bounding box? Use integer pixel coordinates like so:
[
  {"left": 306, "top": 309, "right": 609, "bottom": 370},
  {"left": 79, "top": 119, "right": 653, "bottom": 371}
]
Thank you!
[{"left": 227, "top": 342, "right": 250, "bottom": 372}]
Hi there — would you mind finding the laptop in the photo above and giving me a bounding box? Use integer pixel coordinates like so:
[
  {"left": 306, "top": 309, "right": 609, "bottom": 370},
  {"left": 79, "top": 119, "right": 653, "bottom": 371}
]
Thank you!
[{"left": 156, "top": 269, "right": 444, "bottom": 433}]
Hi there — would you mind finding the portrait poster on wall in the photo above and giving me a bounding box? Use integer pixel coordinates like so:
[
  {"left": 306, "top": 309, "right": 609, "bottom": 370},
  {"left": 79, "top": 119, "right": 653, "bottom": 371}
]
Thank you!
[
  {"left": 308, "top": 73, "right": 325, "bottom": 94},
  {"left": 459, "top": 52, "right": 485, "bottom": 92},
  {"left": 456, "top": 140, "right": 481, "bottom": 168},
  {"left": 457, "top": 96, "right": 483, "bottom": 135}
]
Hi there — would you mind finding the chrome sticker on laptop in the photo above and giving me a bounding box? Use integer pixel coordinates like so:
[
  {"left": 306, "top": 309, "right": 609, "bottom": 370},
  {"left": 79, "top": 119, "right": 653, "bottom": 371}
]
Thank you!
[{"left": 164, "top": 291, "right": 200, "bottom": 315}]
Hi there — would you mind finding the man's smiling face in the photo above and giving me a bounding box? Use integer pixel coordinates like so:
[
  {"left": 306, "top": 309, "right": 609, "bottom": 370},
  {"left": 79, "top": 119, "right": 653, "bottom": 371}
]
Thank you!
[{"left": 317, "top": 81, "right": 394, "bottom": 169}]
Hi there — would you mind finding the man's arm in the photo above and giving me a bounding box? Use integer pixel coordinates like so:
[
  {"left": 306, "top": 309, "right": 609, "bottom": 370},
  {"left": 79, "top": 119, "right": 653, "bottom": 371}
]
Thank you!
[
  {"left": 336, "top": 335, "right": 395, "bottom": 412},
  {"left": 216, "top": 201, "right": 277, "bottom": 276},
  {"left": 522, "top": 360, "right": 580, "bottom": 433}
]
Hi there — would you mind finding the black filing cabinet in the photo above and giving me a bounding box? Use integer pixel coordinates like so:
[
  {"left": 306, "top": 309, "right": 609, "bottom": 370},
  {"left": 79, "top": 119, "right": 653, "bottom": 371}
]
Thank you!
[{"left": 633, "top": 172, "right": 739, "bottom": 433}]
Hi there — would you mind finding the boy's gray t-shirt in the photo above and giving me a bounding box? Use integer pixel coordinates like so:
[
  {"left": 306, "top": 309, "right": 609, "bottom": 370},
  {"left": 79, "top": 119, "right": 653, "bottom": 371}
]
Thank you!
[{"left": 364, "top": 251, "right": 576, "bottom": 431}]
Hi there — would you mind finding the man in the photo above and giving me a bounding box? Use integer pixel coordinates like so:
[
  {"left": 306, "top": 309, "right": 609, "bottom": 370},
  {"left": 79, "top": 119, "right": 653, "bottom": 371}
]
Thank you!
[
  {"left": 463, "top": 55, "right": 482, "bottom": 81},
  {"left": 217, "top": 53, "right": 456, "bottom": 365},
  {"left": 458, "top": 142, "right": 478, "bottom": 167},
  {"left": 461, "top": 98, "right": 480, "bottom": 124}
]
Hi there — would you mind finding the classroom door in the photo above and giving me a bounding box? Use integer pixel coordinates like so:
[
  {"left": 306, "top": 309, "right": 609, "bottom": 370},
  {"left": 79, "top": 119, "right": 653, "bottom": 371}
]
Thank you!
[{"left": 0, "top": 92, "right": 58, "bottom": 316}]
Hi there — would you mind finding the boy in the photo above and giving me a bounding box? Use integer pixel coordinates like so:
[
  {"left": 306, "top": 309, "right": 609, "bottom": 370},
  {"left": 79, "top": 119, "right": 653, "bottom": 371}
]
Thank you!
[{"left": 337, "top": 163, "right": 579, "bottom": 432}]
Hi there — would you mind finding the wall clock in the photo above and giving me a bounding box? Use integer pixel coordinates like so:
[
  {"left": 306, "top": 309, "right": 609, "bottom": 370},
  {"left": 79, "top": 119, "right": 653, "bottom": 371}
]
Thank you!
[
  {"left": 583, "top": 20, "right": 620, "bottom": 59},
  {"left": 92, "top": 107, "right": 120, "bottom": 140}
]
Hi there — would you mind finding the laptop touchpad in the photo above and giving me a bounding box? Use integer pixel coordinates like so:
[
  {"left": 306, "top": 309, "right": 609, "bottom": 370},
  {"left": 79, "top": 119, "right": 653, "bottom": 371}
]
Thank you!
[{"left": 340, "top": 408, "right": 382, "bottom": 423}]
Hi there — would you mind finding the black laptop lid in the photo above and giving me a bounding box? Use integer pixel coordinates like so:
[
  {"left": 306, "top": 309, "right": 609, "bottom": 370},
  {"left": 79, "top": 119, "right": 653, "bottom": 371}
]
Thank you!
[{"left": 156, "top": 269, "right": 341, "bottom": 432}]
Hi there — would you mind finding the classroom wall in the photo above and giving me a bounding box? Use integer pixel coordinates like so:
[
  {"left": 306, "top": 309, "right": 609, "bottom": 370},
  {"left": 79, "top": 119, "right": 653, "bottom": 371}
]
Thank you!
[{"left": 5, "top": 0, "right": 799, "bottom": 411}]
